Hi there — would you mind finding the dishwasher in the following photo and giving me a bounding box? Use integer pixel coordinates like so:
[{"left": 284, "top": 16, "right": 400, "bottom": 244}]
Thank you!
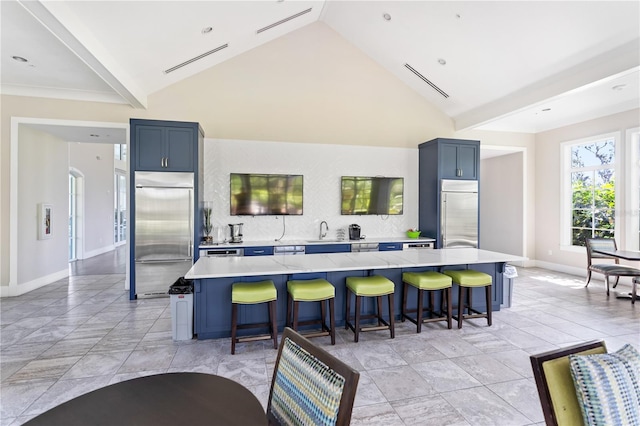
[
  {"left": 274, "top": 246, "right": 306, "bottom": 255},
  {"left": 351, "top": 242, "right": 379, "bottom": 252}
]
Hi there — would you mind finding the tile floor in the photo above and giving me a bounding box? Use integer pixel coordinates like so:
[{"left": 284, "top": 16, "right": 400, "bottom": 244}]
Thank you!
[{"left": 1, "top": 267, "right": 639, "bottom": 425}]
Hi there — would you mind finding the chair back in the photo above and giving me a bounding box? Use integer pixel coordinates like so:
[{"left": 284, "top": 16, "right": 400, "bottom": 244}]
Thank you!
[
  {"left": 530, "top": 340, "right": 607, "bottom": 426},
  {"left": 586, "top": 238, "right": 619, "bottom": 265},
  {"left": 267, "top": 327, "right": 359, "bottom": 426}
]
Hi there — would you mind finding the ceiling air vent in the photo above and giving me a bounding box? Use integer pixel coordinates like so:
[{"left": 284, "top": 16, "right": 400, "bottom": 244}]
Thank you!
[
  {"left": 164, "top": 44, "right": 229, "bottom": 74},
  {"left": 404, "top": 63, "right": 449, "bottom": 99},
  {"left": 257, "top": 8, "right": 312, "bottom": 34}
]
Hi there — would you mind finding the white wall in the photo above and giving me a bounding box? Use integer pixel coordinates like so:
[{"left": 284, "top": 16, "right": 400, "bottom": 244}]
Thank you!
[
  {"left": 69, "top": 142, "right": 116, "bottom": 258},
  {"left": 203, "top": 139, "right": 418, "bottom": 241},
  {"left": 17, "top": 126, "right": 69, "bottom": 290},
  {"left": 480, "top": 152, "right": 524, "bottom": 256},
  {"left": 535, "top": 109, "right": 640, "bottom": 275}
]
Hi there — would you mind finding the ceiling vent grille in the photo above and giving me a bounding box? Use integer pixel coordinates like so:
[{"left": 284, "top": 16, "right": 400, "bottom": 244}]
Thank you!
[
  {"left": 164, "top": 44, "right": 229, "bottom": 74},
  {"left": 257, "top": 8, "right": 312, "bottom": 34},
  {"left": 404, "top": 63, "right": 449, "bottom": 99}
]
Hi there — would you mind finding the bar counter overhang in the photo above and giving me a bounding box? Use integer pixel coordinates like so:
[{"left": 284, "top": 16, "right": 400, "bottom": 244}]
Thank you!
[{"left": 186, "top": 248, "right": 526, "bottom": 340}]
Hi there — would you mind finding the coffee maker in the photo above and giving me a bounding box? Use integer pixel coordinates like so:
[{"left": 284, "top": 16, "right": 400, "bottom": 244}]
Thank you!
[
  {"left": 348, "top": 224, "right": 361, "bottom": 240},
  {"left": 228, "top": 223, "right": 243, "bottom": 243}
]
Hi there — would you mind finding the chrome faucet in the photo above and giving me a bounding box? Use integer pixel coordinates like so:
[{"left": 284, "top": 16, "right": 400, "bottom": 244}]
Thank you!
[{"left": 319, "top": 221, "right": 329, "bottom": 240}]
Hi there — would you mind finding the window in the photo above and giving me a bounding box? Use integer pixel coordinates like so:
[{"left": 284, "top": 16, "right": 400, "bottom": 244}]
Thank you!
[
  {"left": 626, "top": 128, "right": 640, "bottom": 250},
  {"left": 562, "top": 133, "right": 619, "bottom": 248},
  {"left": 114, "top": 144, "right": 127, "bottom": 161}
]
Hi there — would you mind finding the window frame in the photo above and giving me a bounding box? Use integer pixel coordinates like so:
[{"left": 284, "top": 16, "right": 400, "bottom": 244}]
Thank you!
[
  {"left": 625, "top": 127, "right": 640, "bottom": 250},
  {"left": 560, "top": 131, "right": 621, "bottom": 253}
]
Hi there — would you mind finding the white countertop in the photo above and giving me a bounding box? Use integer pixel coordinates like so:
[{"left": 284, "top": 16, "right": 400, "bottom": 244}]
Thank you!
[
  {"left": 186, "top": 248, "right": 525, "bottom": 279},
  {"left": 199, "top": 236, "right": 435, "bottom": 249}
]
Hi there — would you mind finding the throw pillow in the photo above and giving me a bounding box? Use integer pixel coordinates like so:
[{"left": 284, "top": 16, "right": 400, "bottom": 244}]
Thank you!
[{"left": 569, "top": 344, "right": 640, "bottom": 426}]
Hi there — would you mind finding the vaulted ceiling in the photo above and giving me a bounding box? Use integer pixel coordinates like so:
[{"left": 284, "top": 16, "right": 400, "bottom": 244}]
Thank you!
[{"left": 2, "top": 0, "right": 639, "bottom": 135}]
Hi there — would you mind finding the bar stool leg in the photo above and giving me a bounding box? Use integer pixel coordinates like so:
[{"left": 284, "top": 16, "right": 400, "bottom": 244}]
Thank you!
[
  {"left": 354, "top": 295, "right": 362, "bottom": 343},
  {"left": 401, "top": 281, "right": 408, "bottom": 322},
  {"left": 286, "top": 293, "right": 292, "bottom": 328},
  {"left": 485, "top": 286, "right": 492, "bottom": 326},
  {"left": 446, "top": 288, "right": 452, "bottom": 329},
  {"left": 320, "top": 299, "right": 327, "bottom": 332},
  {"left": 377, "top": 296, "right": 384, "bottom": 327},
  {"left": 269, "top": 300, "right": 278, "bottom": 349},
  {"left": 416, "top": 288, "right": 424, "bottom": 333},
  {"left": 329, "top": 298, "right": 336, "bottom": 344},
  {"left": 388, "top": 293, "right": 395, "bottom": 339},
  {"left": 345, "top": 288, "right": 351, "bottom": 330},
  {"left": 231, "top": 303, "right": 238, "bottom": 355},
  {"left": 292, "top": 301, "right": 299, "bottom": 331},
  {"left": 458, "top": 286, "right": 465, "bottom": 329}
]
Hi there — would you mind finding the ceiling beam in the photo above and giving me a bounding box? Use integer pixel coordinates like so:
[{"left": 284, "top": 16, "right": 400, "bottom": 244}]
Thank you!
[
  {"left": 454, "top": 38, "right": 640, "bottom": 131},
  {"left": 18, "top": 0, "right": 147, "bottom": 109}
]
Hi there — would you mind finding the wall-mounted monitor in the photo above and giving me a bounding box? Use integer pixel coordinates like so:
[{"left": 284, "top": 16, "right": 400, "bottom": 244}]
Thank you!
[
  {"left": 230, "top": 173, "right": 303, "bottom": 216},
  {"left": 341, "top": 176, "right": 404, "bottom": 215}
]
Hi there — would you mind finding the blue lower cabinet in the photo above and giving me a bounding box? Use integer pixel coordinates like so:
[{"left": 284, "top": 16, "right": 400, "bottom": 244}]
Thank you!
[
  {"left": 243, "top": 246, "right": 274, "bottom": 256},
  {"left": 378, "top": 242, "right": 403, "bottom": 251},
  {"left": 193, "top": 263, "right": 506, "bottom": 339},
  {"left": 305, "top": 244, "right": 350, "bottom": 254}
]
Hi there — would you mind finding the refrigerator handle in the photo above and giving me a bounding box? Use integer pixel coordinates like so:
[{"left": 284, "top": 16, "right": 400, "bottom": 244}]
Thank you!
[
  {"left": 189, "top": 189, "right": 193, "bottom": 257},
  {"left": 441, "top": 194, "right": 446, "bottom": 247}
]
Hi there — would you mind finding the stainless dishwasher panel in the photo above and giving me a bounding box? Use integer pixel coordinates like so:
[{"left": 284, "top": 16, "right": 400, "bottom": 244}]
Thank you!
[
  {"left": 351, "top": 242, "right": 379, "bottom": 252},
  {"left": 199, "top": 248, "right": 244, "bottom": 257},
  {"left": 403, "top": 242, "right": 435, "bottom": 249},
  {"left": 274, "top": 246, "right": 306, "bottom": 255}
]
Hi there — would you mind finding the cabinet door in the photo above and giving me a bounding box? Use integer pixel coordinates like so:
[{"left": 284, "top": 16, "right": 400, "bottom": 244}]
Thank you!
[
  {"left": 378, "top": 242, "right": 402, "bottom": 251},
  {"left": 165, "top": 127, "right": 194, "bottom": 171},
  {"left": 135, "top": 126, "right": 165, "bottom": 171},
  {"left": 439, "top": 143, "right": 460, "bottom": 179},
  {"left": 457, "top": 144, "right": 478, "bottom": 179},
  {"left": 243, "top": 246, "right": 274, "bottom": 256},
  {"left": 305, "top": 244, "right": 350, "bottom": 254}
]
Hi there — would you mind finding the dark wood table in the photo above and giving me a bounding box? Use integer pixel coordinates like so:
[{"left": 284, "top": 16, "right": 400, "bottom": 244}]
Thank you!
[
  {"left": 592, "top": 248, "right": 640, "bottom": 301},
  {"left": 24, "top": 373, "right": 267, "bottom": 426}
]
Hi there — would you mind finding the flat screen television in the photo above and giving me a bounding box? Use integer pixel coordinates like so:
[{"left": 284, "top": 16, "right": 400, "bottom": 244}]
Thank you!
[
  {"left": 230, "top": 173, "right": 303, "bottom": 216},
  {"left": 341, "top": 176, "right": 404, "bottom": 215}
]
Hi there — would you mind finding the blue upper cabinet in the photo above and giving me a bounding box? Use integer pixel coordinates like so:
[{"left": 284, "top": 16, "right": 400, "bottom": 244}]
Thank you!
[
  {"left": 438, "top": 139, "right": 479, "bottom": 180},
  {"left": 132, "top": 120, "right": 197, "bottom": 172}
]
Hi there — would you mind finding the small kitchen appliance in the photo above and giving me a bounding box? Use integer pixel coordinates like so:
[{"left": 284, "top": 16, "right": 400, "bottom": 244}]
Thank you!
[
  {"left": 348, "top": 224, "right": 362, "bottom": 240},
  {"left": 228, "top": 223, "right": 244, "bottom": 243}
]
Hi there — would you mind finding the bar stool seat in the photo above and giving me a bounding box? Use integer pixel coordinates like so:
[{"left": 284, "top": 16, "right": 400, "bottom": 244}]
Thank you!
[
  {"left": 443, "top": 270, "right": 492, "bottom": 329},
  {"left": 231, "top": 280, "right": 278, "bottom": 354},
  {"left": 287, "top": 278, "right": 336, "bottom": 344},
  {"left": 345, "top": 275, "right": 395, "bottom": 342},
  {"left": 402, "top": 271, "right": 452, "bottom": 333}
]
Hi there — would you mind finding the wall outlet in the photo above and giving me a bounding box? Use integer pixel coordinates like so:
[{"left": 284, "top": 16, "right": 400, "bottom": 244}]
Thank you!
[{"left": 548, "top": 250, "right": 553, "bottom": 255}]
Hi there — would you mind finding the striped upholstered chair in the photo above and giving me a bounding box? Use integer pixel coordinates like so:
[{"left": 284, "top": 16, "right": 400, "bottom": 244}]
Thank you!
[{"left": 267, "top": 328, "right": 360, "bottom": 426}]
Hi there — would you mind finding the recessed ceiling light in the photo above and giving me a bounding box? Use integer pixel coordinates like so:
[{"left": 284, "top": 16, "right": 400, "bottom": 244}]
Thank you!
[
  {"left": 438, "top": 58, "right": 447, "bottom": 65},
  {"left": 201, "top": 27, "right": 213, "bottom": 34},
  {"left": 12, "top": 56, "right": 28, "bottom": 63},
  {"left": 382, "top": 13, "right": 391, "bottom": 21},
  {"left": 455, "top": 13, "right": 462, "bottom": 19},
  {"left": 612, "top": 84, "right": 627, "bottom": 91}
]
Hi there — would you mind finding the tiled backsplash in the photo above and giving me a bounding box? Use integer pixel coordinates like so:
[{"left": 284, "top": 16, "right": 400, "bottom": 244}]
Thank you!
[{"left": 203, "top": 138, "right": 418, "bottom": 242}]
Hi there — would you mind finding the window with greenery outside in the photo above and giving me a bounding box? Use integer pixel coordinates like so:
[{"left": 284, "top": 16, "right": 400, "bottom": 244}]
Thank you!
[{"left": 570, "top": 139, "right": 615, "bottom": 246}]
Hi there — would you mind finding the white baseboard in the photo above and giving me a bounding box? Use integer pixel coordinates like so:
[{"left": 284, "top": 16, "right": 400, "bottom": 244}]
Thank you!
[
  {"left": 533, "top": 260, "right": 586, "bottom": 277},
  {"left": 1, "top": 268, "right": 69, "bottom": 297}
]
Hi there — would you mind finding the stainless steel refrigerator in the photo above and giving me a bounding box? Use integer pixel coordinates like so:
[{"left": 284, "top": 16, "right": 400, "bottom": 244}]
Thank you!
[
  {"left": 134, "top": 171, "right": 193, "bottom": 297},
  {"left": 440, "top": 179, "right": 478, "bottom": 248}
]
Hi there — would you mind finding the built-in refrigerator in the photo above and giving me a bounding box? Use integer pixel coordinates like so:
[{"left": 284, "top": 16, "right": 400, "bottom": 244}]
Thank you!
[
  {"left": 134, "top": 171, "right": 193, "bottom": 297},
  {"left": 440, "top": 179, "right": 478, "bottom": 248}
]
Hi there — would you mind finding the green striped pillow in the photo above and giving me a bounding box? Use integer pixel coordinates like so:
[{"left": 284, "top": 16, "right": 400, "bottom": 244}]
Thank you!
[{"left": 569, "top": 344, "right": 640, "bottom": 426}]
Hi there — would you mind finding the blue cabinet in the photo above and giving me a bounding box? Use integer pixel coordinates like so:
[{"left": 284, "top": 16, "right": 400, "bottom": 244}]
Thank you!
[
  {"left": 305, "top": 244, "right": 351, "bottom": 254},
  {"left": 378, "top": 242, "right": 402, "bottom": 251},
  {"left": 132, "top": 120, "right": 199, "bottom": 172},
  {"left": 243, "top": 246, "right": 274, "bottom": 256},
  {"left": 418, "top": 138, "right": 480, "bottom": 248}
]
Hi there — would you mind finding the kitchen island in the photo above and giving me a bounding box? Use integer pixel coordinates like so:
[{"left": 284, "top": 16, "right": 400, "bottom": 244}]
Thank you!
[{"left": 186, "top": 248, "right": 524, "bottom": 340}]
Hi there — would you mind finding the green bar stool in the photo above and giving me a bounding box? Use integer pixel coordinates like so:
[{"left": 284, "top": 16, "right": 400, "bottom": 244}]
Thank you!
[
  {"left": 231, "top": 280, "right": 278, "bottom": 355},
  {"left": 345, "top": 275, "right": 395, "bottom": 342},
  {"left": 443, "top": 270, "right": 492, "bottom": 329},
  {"left": 286, "top": 278, "right": 336, "bottom": 344},
  {"left": 401, "top": 271, "right": 452, "bottom": 333}
]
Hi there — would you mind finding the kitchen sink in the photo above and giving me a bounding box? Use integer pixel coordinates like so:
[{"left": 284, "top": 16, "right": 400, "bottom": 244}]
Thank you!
[{"left": 305, "top": 239, "right": 343, "bottom": 243}]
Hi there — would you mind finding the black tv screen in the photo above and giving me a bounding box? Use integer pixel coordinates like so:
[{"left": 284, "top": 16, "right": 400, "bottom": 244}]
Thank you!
[
  {"left": 230, "top": 173, "right": 303, "bottom": 216},
  {"left": 341, "top": 176, "right": 404, "bottom": 215}
]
